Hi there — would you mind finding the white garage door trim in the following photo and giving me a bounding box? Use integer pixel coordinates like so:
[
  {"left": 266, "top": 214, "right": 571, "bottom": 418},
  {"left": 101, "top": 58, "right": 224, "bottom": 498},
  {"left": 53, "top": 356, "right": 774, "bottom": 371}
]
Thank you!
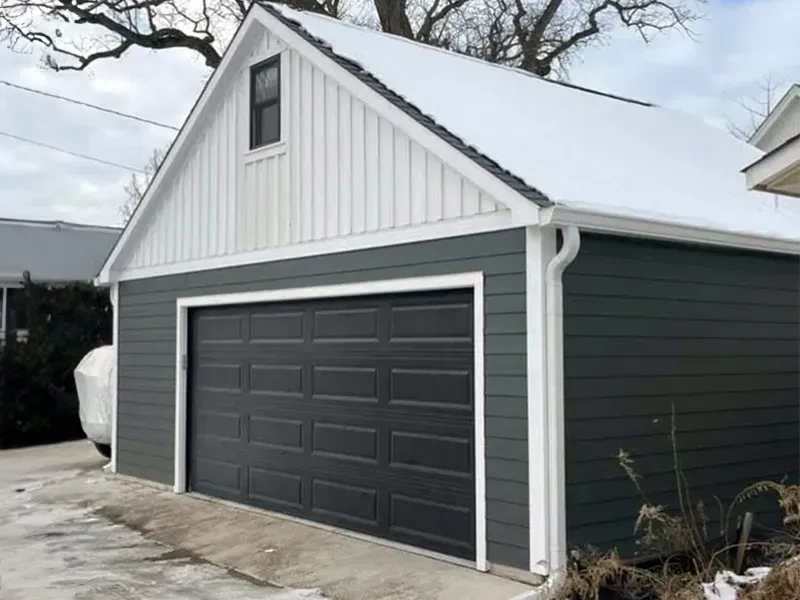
[{"left": 172, "top": 271, "right": 488, "bottom": 571}]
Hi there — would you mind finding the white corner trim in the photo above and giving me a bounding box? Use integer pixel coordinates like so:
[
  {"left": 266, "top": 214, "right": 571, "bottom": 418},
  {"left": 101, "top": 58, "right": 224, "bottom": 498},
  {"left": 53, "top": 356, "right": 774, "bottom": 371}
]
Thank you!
[
  {"left": 525, "top": 227, "right": 554, "bottom": 576},
  {"left": 544, "top": 205, "right": 800, "bottom": 256},
  {"left": 110, "top": 283, "right": 119, "bottom": 474},
  {"left": 473, "top": 272, "right": 488, "bottom": 572},
  {"left": 172, "top": 271, "right": 488, "bottom": 571},
  {"left": 252, "top": 7, "right": 542, "bottom": 225},
  {"left": 110, "top": 211, "right": 515, "bottom": 283},
  {"left": 543, "top": 226, "right": 580, "bottom": 573}
]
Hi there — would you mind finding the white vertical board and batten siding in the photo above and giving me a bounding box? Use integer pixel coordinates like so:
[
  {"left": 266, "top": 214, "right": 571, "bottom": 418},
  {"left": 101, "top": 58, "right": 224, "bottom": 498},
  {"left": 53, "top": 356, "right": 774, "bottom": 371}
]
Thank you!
[{"left": 120, "top": 31, "right": 506, "bottom": 273}]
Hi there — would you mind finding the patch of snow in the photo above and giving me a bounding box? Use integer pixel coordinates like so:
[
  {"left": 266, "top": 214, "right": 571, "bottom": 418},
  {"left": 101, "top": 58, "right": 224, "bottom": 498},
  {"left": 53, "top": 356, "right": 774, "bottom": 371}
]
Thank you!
[
  {"left": 702, "top": 567, "right": 772, "bottom": 600},
  {"left": 268, "top": 3, "right": 800, "bottom": 244}
]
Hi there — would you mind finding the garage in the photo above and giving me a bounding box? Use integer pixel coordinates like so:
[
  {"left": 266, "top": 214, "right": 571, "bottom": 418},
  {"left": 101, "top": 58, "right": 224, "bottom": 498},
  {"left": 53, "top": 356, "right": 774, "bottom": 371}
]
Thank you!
[{"left": 187, "top": 289, "right": 476, "bottom": 559}]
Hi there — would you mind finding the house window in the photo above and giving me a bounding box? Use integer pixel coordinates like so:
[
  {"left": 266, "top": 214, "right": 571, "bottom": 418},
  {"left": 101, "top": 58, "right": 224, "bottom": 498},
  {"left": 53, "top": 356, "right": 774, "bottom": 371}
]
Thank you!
[
  {"left": 5, "top": 287, "right": 28, "bottom": 331},
  {"left": 250, "top": 57, "right": 281, "bottom": 149}
]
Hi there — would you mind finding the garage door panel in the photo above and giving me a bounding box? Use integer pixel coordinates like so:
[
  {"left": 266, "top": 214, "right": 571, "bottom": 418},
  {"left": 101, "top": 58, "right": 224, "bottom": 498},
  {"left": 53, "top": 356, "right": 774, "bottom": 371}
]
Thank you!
[
  {"left": 312, "top": 307, "right": 380, "bottom": 341},
  {"left": 389, "top": 493, "right": 473, "bottom": 549},
  {"left": 194, "top": 314, "right": 245, "bottom": 343},
  {"left": 188, "top": 289, "right": 475, "bottom": 559},
  {"left": 311, "top": 478, "right": 379, "bottom": 525},
  {"left": 389, "top": 431, "right": 472, "bottom": 476},
  {"left": 389, "top": 302, "right": 472, "bottom": 341},
  {"left": 250, "top": 364, "right": 304, "bottom": 395},
  {"left": 248, "top": 466, "right": 304, "bottom": 509},
  {"left": 193, "top": 363, "right": 243, "bottom": 392},
  {"left": 312, "top": 365, "right": 378, "bottom": 402},
  {"left": 250, "top": 310, "right": 305, "bottom": 342},
  {"left": 248, "top": 415, "right": 304, "bottom": 450},
  {"left": 312, "top": 421, "right": 379, "bottom": 463},
  {"left": 389, "top": 368, "right": 472, "bottom": 409},
  {"left": 195, "top": 410, "right": 242, "bottom": 440},
  {"left": 194, "top": 457, "right": 242, "bottom": 493}
]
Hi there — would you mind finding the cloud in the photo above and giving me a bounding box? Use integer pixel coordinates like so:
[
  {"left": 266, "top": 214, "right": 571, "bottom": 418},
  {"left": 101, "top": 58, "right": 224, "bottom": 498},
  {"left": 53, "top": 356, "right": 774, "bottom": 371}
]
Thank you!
[
  {"left": 0, "top": 44, "right": 207, "bottom": 226},
  {"left": 2, "top": 0, "right": 798, "bottom": 226},
  {"left": 569, "top": 0, "right": 800, "bottom": 130}
]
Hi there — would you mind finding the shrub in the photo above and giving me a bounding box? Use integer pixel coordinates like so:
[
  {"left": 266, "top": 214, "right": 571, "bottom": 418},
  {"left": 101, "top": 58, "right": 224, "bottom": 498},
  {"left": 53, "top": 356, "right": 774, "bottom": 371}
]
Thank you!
[{"left": 0, "top": 278, "right": 111, "bottom": 448}]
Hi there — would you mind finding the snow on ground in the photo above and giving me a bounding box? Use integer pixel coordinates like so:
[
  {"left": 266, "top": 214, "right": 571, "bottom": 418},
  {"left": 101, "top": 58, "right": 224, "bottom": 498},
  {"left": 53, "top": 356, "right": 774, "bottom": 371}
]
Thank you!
[
  {"left": 701, "top": 568, "right": 772, "bottom": 600},
  {"left": 0, "top": 469, "right": 327, "bottom": 600}
]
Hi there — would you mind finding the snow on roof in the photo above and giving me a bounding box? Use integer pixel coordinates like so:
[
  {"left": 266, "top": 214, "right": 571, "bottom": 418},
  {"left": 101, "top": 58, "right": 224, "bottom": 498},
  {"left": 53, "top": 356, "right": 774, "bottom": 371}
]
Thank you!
[{"left": 268, "top": 4, "right": 800, "bottom": 244}]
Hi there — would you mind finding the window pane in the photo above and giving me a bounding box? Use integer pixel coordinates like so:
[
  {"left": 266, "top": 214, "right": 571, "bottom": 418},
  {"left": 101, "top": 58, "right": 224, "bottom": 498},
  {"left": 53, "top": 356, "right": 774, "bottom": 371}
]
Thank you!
[
  {"left": 257, "top": 104, "right": 280, "bottom": 146},
  {"left": 253, "top": 62, "right": 279, "bottom": 104},
  {"left": 6, "top": 288, "right": 27, "bottom": 330}
]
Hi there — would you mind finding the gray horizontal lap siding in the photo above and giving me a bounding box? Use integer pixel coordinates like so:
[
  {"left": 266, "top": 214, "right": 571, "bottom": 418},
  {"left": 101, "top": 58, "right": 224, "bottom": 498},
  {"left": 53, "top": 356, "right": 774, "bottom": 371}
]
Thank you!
[
  {"left": 117, "top": 228, "right": 529, "bottom": 569},
  {"left": 563, "top": 233, "right": 800, "bottom": 556}
]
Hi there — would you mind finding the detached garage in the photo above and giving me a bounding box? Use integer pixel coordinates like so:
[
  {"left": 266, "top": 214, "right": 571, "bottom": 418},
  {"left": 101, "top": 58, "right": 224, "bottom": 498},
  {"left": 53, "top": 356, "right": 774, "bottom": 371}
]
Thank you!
[{"left": 97, "top": 2, "right": 800, "bottom": 585}]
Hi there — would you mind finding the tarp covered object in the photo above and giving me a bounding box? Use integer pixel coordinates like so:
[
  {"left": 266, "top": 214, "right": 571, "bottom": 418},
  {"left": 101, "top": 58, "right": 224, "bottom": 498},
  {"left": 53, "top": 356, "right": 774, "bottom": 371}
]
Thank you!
[{"left": 74, "top": 345, "right": 114, "bottom": 445}]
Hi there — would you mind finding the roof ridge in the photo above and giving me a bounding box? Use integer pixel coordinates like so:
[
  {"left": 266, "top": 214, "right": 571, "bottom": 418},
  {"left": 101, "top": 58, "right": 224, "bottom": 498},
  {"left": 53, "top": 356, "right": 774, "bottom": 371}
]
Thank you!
[
  {"left": 0, "top": 217, "right": 121, "bottom": 232},
  {"left": 263, "top": 2, "right": 655, "bottom": 108}
]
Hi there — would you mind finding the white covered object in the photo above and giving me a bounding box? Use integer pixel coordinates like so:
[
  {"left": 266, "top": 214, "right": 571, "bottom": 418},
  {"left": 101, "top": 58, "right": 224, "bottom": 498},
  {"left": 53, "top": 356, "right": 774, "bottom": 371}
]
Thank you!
[{"left": 74, "top": 345, "right": 115, "bottom": 445}]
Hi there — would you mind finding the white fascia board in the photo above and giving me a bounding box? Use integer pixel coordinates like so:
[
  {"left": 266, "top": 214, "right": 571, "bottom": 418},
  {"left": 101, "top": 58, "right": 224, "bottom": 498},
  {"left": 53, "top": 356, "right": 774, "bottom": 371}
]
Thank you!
[
  {"left": 96, "top": 11, "right": 264, "bottom": 285},
  {"left": 744, "top": 137, "right": 800, "bottom": 196},
  {"left": 543, "top": 205, "right": 800, "bottom": 256},
  {"left": 107, "top": 212, "right": 517, "bottom": 283},
  {"left": 750, "top": 86, "right": 800, "bottom": 148},
  {"left": 252, "top": 7, "right": 542, "bottom": 225}
]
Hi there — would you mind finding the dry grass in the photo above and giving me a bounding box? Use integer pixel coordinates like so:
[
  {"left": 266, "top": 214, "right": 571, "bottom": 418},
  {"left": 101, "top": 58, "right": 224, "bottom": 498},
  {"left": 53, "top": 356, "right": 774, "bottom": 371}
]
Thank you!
[{"left": 550, "top": 408, "right": 800, "bottom": 600}]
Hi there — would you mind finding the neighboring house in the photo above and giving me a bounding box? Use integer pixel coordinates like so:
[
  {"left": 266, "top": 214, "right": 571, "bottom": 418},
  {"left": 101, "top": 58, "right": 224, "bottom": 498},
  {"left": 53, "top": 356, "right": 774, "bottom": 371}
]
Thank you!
[
  {"left": 95, "top": 3, "right": 800, "bottom": 583},
  {"left": 0, "top": 218, "right": 121, "bottom": 340},
  {"left": 744, "top": 84, "right": 800, "bottom": 196}
]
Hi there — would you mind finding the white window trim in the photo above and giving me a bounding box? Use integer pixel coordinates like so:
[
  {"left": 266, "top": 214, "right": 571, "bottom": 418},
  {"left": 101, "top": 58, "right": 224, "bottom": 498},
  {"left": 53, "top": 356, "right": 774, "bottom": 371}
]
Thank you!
[
  {"left": 172, "top": 271, "right": 488, "bottom": 571},
  {"left": 0, "top": 283, "right": 24, "bottom": 339},
  {"left": 244, "top": 48, "right": 288, "bottom": 158}
]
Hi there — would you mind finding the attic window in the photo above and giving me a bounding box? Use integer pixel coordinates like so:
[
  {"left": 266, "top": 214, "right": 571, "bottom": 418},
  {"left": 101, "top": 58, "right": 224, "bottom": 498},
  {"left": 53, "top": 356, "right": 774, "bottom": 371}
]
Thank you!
[{"left": 250, "top": 56, "right": 281, "bottom": 149}]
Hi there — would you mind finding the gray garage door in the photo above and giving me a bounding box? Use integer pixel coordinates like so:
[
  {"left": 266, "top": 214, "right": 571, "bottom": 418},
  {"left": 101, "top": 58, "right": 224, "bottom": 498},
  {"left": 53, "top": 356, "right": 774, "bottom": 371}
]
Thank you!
[{"left": 187, "top": 289, "right": 476, "bottom": 558}]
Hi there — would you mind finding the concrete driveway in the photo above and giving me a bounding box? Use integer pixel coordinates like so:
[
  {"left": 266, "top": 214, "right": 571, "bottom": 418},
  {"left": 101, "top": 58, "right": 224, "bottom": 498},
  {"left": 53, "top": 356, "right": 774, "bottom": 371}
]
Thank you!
[
  {"left": 0, "top": 442, "right": 325, "bottom": 600},
  {"left": 0, "top": 442, "right": 535, "bottom": 600}
]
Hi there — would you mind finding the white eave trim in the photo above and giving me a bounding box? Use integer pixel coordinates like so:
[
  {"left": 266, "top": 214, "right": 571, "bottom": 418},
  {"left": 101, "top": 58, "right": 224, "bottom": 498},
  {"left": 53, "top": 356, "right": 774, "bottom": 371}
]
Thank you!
[
  {"left": 744, "top": 136, "right": 800, "bottom": 198},
  {"left": 105, "top": 211, "right": 521, "bottom": 283},
  {"left": 543, "top": 205, "right": 800, "bottom": 256}
]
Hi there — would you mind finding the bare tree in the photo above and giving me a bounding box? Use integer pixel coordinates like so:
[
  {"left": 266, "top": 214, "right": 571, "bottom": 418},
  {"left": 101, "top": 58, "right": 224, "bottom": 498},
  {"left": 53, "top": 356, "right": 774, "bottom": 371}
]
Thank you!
[
  {"left": 120, "top": 146, "right": 164, "bottom": 224},
  {"left": 728, "top": 75, "right": 786, "bottom": 142},
  {"left": 0, "top": 0, "right": 702, "bottom": 77}
]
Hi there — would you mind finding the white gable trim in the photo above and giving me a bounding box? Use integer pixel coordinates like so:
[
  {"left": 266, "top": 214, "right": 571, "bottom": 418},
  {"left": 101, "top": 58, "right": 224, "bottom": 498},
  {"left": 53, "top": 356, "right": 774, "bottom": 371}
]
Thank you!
[
  {"left": 750, "top": 84, "right": 800, "bottom": 147},
  {"left": 97, "top": 6, "right": 541, "bottom": 285},
  {"left": 251, "top": 8, "right": 541, "bottom": 223},
  {"left": 96, "top": 10, "right": 265, "bottom": 285}
]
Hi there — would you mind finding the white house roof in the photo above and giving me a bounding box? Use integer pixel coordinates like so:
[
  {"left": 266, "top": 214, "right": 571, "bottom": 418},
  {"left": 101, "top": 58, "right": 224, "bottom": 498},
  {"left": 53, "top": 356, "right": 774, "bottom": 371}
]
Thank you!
[
  {"left": 0, "top": 218, "right": 121, "bottom": 282},
  {"left": 268, "top": 4, "right": 800, "bottom": 244}
]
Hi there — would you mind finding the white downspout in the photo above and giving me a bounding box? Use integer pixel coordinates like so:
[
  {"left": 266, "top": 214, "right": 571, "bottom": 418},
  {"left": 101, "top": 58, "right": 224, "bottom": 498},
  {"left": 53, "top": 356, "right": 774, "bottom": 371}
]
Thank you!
[{"left": 544, "top": 225, "right": 580, "bottom": 574}]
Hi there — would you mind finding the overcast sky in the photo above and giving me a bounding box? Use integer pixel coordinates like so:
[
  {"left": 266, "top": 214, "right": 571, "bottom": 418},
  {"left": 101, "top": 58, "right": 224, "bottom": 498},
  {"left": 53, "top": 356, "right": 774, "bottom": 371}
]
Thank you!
[{"left": 0, "top": 0, "right": 798, "bottom": 227}]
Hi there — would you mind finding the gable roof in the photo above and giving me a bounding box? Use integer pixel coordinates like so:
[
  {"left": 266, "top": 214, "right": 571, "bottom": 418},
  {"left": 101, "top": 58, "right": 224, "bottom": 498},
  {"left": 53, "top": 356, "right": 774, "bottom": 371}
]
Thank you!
[
  {"left": 266, "top": 4, "right": 800, "bottom": 245},
  {"left": 0, "top": 218, "right": 120, "bottom": 282},
  {"left": 749, "top": 83, "right": 800, "bottom": 149},
  {"left": 99, "top": 4, "right": 800, "bottom": 282}
]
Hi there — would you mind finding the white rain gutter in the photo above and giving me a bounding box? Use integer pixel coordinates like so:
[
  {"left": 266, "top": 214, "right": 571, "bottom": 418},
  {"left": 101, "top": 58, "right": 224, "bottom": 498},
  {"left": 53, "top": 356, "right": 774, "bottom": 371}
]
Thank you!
[{"left": 544, "top": 225, "right": 580, "bottom": 574}]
